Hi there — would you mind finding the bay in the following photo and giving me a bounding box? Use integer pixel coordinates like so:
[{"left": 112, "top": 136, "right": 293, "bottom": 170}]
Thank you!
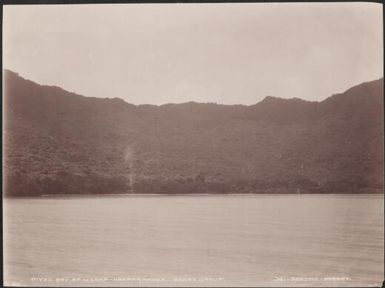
[{"left": 3, "top": 194, "right": 384, "bottom": 287}]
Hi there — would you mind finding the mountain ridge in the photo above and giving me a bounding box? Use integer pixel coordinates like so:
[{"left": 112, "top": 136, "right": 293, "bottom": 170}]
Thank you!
[
  {"left": 6, "top": 69, "right": 382, "bottom": 107},
  {"left": 3, "top": 70, "right": 384, "bottom": 196}
]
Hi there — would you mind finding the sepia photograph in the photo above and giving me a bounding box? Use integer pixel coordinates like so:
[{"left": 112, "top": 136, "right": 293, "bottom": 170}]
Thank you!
[{"left": 2, "top": 2, "right": 384, "bottom": 287}]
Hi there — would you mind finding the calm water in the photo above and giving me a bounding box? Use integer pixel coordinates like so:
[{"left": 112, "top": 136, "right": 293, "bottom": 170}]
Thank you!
[{"left": 3, "top": 194, "right": 384, "bottom": 287}]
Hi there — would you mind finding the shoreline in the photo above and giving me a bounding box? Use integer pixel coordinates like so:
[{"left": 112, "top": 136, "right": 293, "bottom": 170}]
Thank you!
[{"left": 4, "top": 192, "right": 384, "bottom": 199}]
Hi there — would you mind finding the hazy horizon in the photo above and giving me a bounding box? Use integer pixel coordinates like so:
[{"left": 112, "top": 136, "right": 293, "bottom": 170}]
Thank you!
[{"left": 3, "top": 3, "right": 383, "bottom": 105}]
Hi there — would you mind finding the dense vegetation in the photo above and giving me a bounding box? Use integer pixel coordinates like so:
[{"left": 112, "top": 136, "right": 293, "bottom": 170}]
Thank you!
[{"left": 3, "top": 70, "right": 383, "bottom": 196}]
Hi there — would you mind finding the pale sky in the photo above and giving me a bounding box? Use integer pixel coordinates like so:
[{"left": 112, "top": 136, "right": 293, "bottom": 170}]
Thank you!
[{"left": 3, "top": 3, "right": 383, "bottom": 105}]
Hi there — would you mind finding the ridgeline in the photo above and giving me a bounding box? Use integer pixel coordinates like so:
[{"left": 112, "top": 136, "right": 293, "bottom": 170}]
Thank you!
[{"left": 3, "top": 70, "right": 383, "bottom": 196}]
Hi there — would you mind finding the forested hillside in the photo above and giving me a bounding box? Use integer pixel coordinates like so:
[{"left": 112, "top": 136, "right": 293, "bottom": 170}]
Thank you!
[{"left": 3, "top": 70, "right": 383, "bottom": 196}]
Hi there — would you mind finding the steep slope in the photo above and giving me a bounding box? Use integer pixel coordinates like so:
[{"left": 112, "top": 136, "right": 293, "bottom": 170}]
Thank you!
[{"left": 3, "top": 70, "right": 383, "bottom": 196}]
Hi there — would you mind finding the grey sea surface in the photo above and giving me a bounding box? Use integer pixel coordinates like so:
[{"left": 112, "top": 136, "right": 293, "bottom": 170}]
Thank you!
[{"left": 3, "top": 194, "right": 384, "bottom": 287}]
